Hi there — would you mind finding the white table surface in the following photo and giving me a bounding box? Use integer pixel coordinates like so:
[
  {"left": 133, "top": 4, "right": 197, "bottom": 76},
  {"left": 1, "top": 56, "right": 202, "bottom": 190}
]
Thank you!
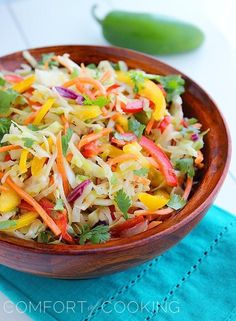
[{"left": 0, "top": 0, "right": 235, "bottom": 319}]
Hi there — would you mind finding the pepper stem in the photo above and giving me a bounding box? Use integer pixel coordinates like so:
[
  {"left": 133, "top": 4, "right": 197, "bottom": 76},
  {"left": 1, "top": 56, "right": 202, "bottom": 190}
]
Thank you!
[{"left": 91, "top": 5, "right": 103, "bottom": 25}]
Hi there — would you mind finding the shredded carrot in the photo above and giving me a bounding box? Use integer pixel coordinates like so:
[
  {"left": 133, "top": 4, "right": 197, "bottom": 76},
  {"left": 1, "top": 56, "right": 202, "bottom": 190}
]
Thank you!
[
  {"left": 60, "top": 114, "right": 69, "bottom": 133},
  {"left": 75, "top": 82, "right": 95, "bottom": 99},
  {"left": 111, "top": 113, "right": 120, "bottom": 120},
  {"left": 56, "top": 131, "right": 70, "bottom": 195},
  {"left": 66, "top": 153, "right": 73, "bottom": 162},
  {"left": 49, "top": 175, "right": 54, "bottom": 186},
  {"left": 0, "top": 172, "right": 61, "bottom": 236},
  {"left": 78, "top": 128, "right": 112, "bottom": 149},
  {"left": 52, "top": 56, "right": 73, "bottom": 73},
  {"left": 107, "top": 153, "right": 138, "bottom": 166},
  {"left": 64, "top": 77, "right": 106, "bottom": 96},
  {"left": 146, "top": 118, "right": 155, "bottom": 135},
  {"left": 0, "top": 185, "right": 10, "bottom": 192},
  {"left": 115, "top": 124, "right": 125, "bottom": 134},
  {"left": 0, "top": 145, "right": 21, "bottom": 153},
  {"left": 23, "top": 112, "right": 36, "bottom": 125}
]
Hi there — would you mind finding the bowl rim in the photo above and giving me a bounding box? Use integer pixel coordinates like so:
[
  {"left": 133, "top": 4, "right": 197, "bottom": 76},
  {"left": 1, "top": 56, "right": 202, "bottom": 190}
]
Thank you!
[{"left": 0, "top": 44, "right": 231, "bottom": 255}]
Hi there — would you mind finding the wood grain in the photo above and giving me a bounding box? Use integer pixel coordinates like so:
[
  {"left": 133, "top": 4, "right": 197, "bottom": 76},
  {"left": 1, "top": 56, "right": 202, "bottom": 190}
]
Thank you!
[{"left": 0, "top": 45, "right": 231, "bottom": 278}]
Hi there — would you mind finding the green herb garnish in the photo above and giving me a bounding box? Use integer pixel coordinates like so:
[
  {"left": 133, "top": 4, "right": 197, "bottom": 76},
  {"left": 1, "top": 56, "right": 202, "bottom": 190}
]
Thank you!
[
  {"left": 61, "top": 128, "right": 73, "bottom": 156},
  {"left": 167, "top": 194, "right": 186, "bottom": 210},
  {"left": 114, "top": 189, "right": 131, "bottom": 220},
  {"left": 175, "top": 158, "right": 195, "bottom": 178},
  {"left": 128, "top": 117, "right": 145, "bottom": 139},
  {"left": 79, "top": 224, "right": 110, "bottom": 245},
  {"left": 0, "top": 89, "right": 18, "bottom": 115}
]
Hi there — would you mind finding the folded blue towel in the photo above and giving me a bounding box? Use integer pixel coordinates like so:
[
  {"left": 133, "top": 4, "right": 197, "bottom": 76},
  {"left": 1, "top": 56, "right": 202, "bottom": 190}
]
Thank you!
[{"left": 0, "top": 205, "right": 235, "bottom": 321}]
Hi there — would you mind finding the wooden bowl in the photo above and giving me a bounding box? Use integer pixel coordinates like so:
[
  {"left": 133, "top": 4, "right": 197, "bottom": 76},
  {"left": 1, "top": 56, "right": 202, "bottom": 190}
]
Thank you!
[{"left": 0, "top": 45, "right": 231, "bottom": 279}]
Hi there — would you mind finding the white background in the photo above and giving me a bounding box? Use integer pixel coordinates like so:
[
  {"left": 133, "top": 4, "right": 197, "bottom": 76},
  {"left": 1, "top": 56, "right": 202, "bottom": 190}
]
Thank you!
[{"left": 0, "top": 0, "right": 235, "bottom": 320}]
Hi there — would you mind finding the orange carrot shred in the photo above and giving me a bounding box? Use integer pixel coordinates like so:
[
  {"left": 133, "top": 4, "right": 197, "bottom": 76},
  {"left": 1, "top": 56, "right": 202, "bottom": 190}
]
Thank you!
[
  {"left": 78, "top": 128, "right": 112, "bottom": 149},
  {"left": 0, "top": 145, "right": 21, "bottom": 153},
  {"left": 146, "top": 118, "right": 155, "bottom": 135}
]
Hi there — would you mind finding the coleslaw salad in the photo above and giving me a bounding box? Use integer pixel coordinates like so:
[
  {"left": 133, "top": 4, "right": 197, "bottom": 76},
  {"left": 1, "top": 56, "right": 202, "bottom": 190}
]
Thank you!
[{"left": 0, "top": 51, "right": 207, "bottom": 244}]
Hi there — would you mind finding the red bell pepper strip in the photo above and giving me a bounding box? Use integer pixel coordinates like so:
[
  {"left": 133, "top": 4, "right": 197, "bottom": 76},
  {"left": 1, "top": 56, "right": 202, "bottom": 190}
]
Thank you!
[
  {"left": 158, "top": 115, "right": 171, "bottom": 133},
  {"left": 81, "top": 141, "right": 102, "bottom": 158},
  {"left": 107, "top": 84, "right": 120, "bottom": 92},
  {"left": 139, "top": 136, "right": 178, "bottom": 187},
  {"left": 111, "top": 215, "right": 144, "bottom": 237},
  {"left": 4, "top": 74, "right": 23, "bottom": 84},
  {"left": 121, "top": 100, "right": 144, "bottom": 113},
  {"left": 39, "top": 198, "right": 75, "bottom": 244},
  {"left": 19, "top": 200, "right": 34, "bottom": 211}
]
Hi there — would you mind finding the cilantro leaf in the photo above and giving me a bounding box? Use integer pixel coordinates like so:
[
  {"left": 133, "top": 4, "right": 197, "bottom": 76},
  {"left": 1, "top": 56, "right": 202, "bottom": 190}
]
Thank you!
[
  {"left": 133, "top": 168, "right": 149, "bottom": 177},
  {"left": 0, "top": 89, "right": 18, "bottom": 115},
  {"left": 27, "top": 124, "right": 39, "bottom": 131},
  {"left": 79, "top": 224, "right": 110, "bottom": 245},
  {"left": 114, "top": 189, "right": 131, "bottom": 220},
  {"left": 37, "top": 231, "right": 54, "bottom": 243},
  {"left": 0, "top": 77, "right": 6, "bottom": 86},
  {"left": 22, "top": 137, "right": 34, "bottom": 148},
  {"left": 86, "top": 63, "right": 97, "bottom": 69},
  {"left": 83, "top": 95, "right": 110, "bottom": 108},
  {"left": 38, "top": 53, "right": 58, "bottom": 68},
  {"left": 128, "top": 117, "right": 145, "bottom": 139},
  {"left": 129, "top": 70, "right": 145, "bottom": 93},
  {"left": 167, "top": 194, "right": 186, "bottom": 210},
  {"left": 158, "top": 75, "right": 185, "bottom": 102},
  {"left": 0, "top": 118, "right": 11, "bottom": 145},
  {"left": 0, "top": 220, "right": 17, "bottom": 230},
  {"left": 111, "top": 62, "right": 120, "bottom": 71},
  {"left": 54, "top": 199, "right": 64, "bottom": 211},
  {"left": 61, "top": 128, "right": 73, "bottom": 156},
  {"left": 175, "top": 158, "right": 195, "bottom": 178}
]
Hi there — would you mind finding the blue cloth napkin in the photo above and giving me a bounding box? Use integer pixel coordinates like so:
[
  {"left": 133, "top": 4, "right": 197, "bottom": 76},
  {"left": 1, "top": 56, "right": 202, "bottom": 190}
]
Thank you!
[{"left": 0, "top": 205, "right": 235, "bottom": 321}]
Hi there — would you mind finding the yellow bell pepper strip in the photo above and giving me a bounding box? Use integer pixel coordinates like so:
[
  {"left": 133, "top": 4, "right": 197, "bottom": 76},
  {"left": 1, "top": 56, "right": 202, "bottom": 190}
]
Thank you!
[
  {"left": 31, "top": 138, "right": 53, "bottom": 176},
  {"left": 31, "top": 156, "right": 46, "bottom": 176},
  {"left": 0, "top": 212, "right": 39, "bottom": 231},
  {"left": 19, "top": 150, "right": 29, "bottom": 174},
  {"left": 72, "top": 105, "right": 102, "bottom": 121},
  {"left": 0, "top": 185, "right": 21, "bottom": 212},
  {"left": 116, "top": 115, "right": 128, "bottom": 132},
  {"left": 139, "top": 136, "right": 178, "bottom": 187},
  {"left": 33, "top": 98, "right": 55, "bottom": 125},
  {"left": 0, "top": 172, "right": 61, "bottom": 236},
  {"left": 123, "top": 142, "right": 149, "bottom": 167},
  {"left": 138, "top": 190, "right": 170, "bottom": 211},
  {"left": 103, "top": 144, "right": 123, "bottom": 158},
  {"left": 116, "top": 71, "right": 166, "bottom": 120},
  {"left": 12, "top": 75, "right": 35, "bottom": 93}
]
